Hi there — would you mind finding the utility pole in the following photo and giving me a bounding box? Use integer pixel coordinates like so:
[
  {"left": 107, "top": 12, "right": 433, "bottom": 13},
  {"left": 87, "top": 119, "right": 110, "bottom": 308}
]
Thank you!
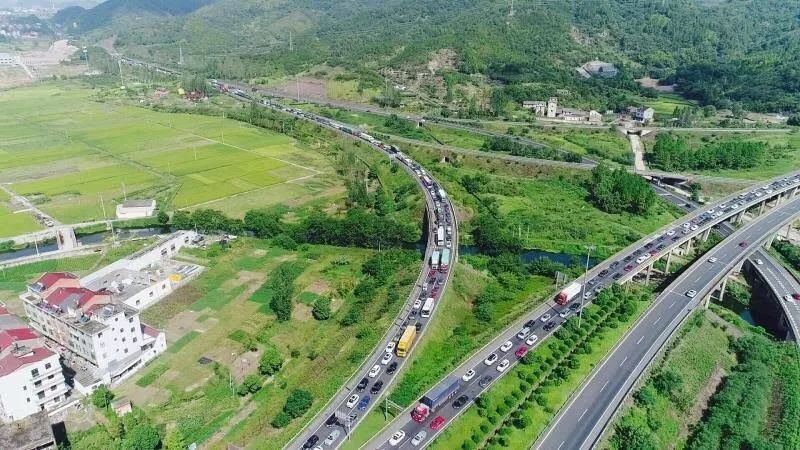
[
  {"left": 121, "top": 181, "right": 127, "bottom": 200},
  {"left": 289, "top": 31, "right": 293, "bottom": 53},
  {"left": 295, "top": 75, "right": 300, "bottom": 101},
  {"left": 99, "top": 194, "right": 106, "bottom": 219},
  {"left": 509, "top": 0, "right": 515, "bottom": 17},
  {"left": 117, "top": 59, "right": 124, "bottom": 87},
  {"left": 179, "top": 43, "right": 184, "bottom": 65},
  {"left": 577, "top": 244, "right": 595, "bottom": 329}
]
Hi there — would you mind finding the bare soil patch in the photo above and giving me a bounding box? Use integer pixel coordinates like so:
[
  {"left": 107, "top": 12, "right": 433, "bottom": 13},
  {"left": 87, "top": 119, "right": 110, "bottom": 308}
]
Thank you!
[{"left": 680, "top": 364, "right": 726, "bottom": 439}]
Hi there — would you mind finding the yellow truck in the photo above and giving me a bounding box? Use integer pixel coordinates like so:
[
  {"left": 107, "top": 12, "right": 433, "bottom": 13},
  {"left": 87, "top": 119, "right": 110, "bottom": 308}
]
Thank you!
[{"left": 396, "top": 325, "right": 417, "bottom": 357}]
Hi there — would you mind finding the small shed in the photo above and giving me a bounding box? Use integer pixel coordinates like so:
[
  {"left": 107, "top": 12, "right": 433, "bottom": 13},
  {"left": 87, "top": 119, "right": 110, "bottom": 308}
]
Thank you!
[
  {"left": 116, "top": 199, "right": 156, "bottom": 220},
  {"left": 111, "top": 397, "right": 132, "bottom": 416}
]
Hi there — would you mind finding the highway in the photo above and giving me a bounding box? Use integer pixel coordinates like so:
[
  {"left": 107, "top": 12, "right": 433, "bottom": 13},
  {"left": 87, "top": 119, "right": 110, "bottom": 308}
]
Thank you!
[
  {"left": 213, "top": 84, "right": 461, "bottom": 450},
  {"left": 536, "top": 194, "right": 800, "bottom": 450},
  {"left": 365, "top": 172, "right": 800, "bottom": 448},
  {"left": 749, "top": 249, "right": 800, "bottom": 341}
]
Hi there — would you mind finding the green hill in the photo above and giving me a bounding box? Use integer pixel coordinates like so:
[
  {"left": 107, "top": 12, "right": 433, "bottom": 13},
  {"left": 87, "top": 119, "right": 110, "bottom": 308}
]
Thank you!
[{"left": 79, "top": 0, "right": 800, "bottom": 113}]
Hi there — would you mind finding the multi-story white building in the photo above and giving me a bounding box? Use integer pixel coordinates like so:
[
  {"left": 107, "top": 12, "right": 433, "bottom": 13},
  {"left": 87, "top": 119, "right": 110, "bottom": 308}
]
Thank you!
[
  {"left": 0, "top": 308, "right": 69, "bottom": 423},
  {"left": 21, "top": 275, "right": 166, "bottom": 393},
  {"left": 546, "top": 97, "right": 558, "bottom": 118}
]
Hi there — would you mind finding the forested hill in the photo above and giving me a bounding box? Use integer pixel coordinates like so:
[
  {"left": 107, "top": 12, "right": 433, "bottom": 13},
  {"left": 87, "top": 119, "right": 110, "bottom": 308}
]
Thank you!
[
  {"left": 82, "top": 0, "right": 800, "bottom": 112},
  {"left": 53, "top": 0, "right": 217, "bottom": 32}
]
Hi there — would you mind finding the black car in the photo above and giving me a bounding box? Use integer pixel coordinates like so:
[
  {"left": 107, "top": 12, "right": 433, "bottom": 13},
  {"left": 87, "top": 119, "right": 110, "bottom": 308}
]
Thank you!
[
  {"left": 598, "top": 269, "right": 609, "bottom": 277},
  {"left": 624, "top": 255, "right": 633, "bottom": 262},
  {"left": 415, "top": 322, "right": 423, "bottom": 332},
  {"left": 543, "top": 321, "right": 556, "bottom": 331},
  {"left": 370, "top": 380, "right": 384, "bottom": 394},
  {"left": 479, "top": 375, "right": 493, "bottom": 388},
  {"left": 610, "top": 261, "right": 620, "bottom": 269},
  {"left": 303, "top": 435, "right": 319, "bottom": 449},
  {"left": 348, "top": 413, "right": 358, "bottom": 423},
  {"left": 325, "top": 414, "right": 337, "bottom": 428},
  {"left": 633, "top": 249, "right": 642, "bottom": 256},
  {"left": 569, "top": 302, "right": 580, "bottom": 311},
  {"left": 524, "top": 319, "right": 537, "bottom": 329},
  {"left": 356, "top": 377, "right": 369, "bottom": 392},
  {"left": 387, "top": 362, "right": 398, "bottom": 375},
  {"left": 409, "top": 310, "right": 418, "bottom": 319},
  {"left": 656, "top": 244, "right": 665, "bottom": 251},
  {"left": 645, "top": 242, "right": 654, "bottom": 248},
  {"left": 453, "top": 395, "right": 470, "bottom": 409},
  {"left": 612, "top": 273, "right": 623, "bottom": 280}
]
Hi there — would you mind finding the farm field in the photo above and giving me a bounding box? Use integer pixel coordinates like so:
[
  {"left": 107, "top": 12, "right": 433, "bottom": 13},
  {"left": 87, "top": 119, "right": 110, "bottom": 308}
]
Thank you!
[
  {"left": 0, "top": 82, "right": 335, "bottom": 226},
  {"left": 0, "top": 189, "right": 41, "bottom": 236},
  {"left": 109, "top": 238, "right": 422, "bottom": 450}
]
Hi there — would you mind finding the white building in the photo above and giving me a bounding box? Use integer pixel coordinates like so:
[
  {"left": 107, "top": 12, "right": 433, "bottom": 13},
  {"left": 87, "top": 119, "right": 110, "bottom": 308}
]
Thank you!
[
  {"left": 631, "top": 106, "right": 655, "bottom": 124},
  {"left": 0, "top": 308, "right": 69, "bottom": 423},
  {"left": 116, "top": 200, "right": 156, "bottom": 220},
  {"left": 522, "top": 101, "right": 546, "bottom": 115},
  {"left": 546, "top": 97, "right": 558, "bottom": 118},
  {"left": 0, "top": 53, "right": 16, "bottom": 66}
]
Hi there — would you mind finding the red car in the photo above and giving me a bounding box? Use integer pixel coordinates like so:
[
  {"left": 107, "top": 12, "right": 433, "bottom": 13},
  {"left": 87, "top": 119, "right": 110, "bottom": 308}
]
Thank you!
[
  {"left": 624, "top": 264, "right": 634, "bottom": 272},
  {"left": 515, "top": 346, "right": 529, "bottom": 359},
  {"left": 794, "top": 293, "right": 800, "bottom": 301},
  {"left": 430, "top": 416, "right": 446, "bottom": 430}
]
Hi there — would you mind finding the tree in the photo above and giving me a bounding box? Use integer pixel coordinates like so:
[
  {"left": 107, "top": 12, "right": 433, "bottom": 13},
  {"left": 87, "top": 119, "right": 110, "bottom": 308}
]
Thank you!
[
  {"left": 163, "top": 428, "right": 186, "bottom": 450},
  {"left": 91, "top": 385, "right": 115, "bottom": 409},
  {"left": 283, "top": 389, "right": 314, "bottom": 418},
  {"left": 312, "top": 297, "right": 332, "bottom": 320},
  {"left": 244, "top": 209, "right": 283, "bottom": 238},
  {"left": 237, "top": 374, "right": 263, "bottom": 396},
  {"left": 271, "top": 411, "right": 291, "bottom": 428},
  {"left": 122, "top": 424, "right": 160, "bottom": 450},
  {"left": 157, "top": 211, "right": 169, "bottom": 225},
  {"left": 259, "top": 345, "right": 284, "bottom": 376},
  {"left": 652, "top": 369, "right": 682, "bottom": 399}
]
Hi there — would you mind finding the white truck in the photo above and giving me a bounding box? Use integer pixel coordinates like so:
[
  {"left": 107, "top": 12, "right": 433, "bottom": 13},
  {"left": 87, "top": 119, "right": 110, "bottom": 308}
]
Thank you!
[{"left": 556, "top": 282, "right": 582, "bottom": 306}]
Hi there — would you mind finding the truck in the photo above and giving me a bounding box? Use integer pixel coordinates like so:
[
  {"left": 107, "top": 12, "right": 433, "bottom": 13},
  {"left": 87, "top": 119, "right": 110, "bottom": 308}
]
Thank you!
[
  {"left": 556, "top": 282, "right": 582, "bottom": 305},
  {"left": 440, "top": 249, "right": 451, "bottom": 272},
  {"left": 421, "top": 298, "right": 434, "bottom": 318},
  {"left": 411, "top": 376, "right": 460, "bottom": 423},
  {"left": 430, "top": 250, "right": 440, "bottom": 270},
  {"left": 396, "top": 325, "right": 417, "bottom": 357},
  {"left": 436, "top": 226, "right": 445, "bottom": 246},
  {"left": 422, "top": 176, "right": 433, "bottom": 186},
  {"left": 438, "top": 188, "right": 447, "bottom": 201}
]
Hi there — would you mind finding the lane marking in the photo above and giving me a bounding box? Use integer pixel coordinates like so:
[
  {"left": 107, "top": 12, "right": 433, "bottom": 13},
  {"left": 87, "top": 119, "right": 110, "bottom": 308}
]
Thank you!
[
  {"left": 668, "top": 300, "right": 676, "bottom": 309},
  {"left": 653, "top": 316, "right": 662, "bottom": 326},
  {"left": 578, "top": 408, "right": 588, "bottom": 421},
  {"left": 636, "top": 335, "right": 645, "bottom": 345},
  {"left": 619, "top": 356, "right": 628, "bottom": 367},
  {"left": 600, "top": 380, "right": 610, "bottom": 392}
]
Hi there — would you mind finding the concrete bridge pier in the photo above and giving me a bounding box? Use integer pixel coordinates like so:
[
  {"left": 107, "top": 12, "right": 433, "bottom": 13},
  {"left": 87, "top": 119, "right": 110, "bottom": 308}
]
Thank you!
[
  {"left": 701, "top": 228, "right": 711, "bottom": 242},
  {"left": 645, "top": 263, "right": 654, "bottom": 285},
  {"left": 759, "top": 201, "right": 767, "bottom": 216},
  {"left": 664, "top": 249, "right": 673, "bottom": 273}
]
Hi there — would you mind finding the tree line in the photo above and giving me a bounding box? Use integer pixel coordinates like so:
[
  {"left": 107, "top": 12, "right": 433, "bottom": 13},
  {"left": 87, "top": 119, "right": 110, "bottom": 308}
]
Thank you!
[
  {"left": 588, "top": 165, "right": 655, "bottom": 215},
  {"left": 649, "top": 134, "right": 784, "bottom": 172},
  {"left": 482, "top": 136, "right": 582, "bottom": 163}
]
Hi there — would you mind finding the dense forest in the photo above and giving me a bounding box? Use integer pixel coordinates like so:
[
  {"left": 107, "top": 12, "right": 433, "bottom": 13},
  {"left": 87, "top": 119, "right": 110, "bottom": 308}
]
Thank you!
[
  {"left": 63, "top": 0, "right": 800, "bottom": 113},
  {"left": 648, "top": 135, "right": 787, "bottom": 172}
]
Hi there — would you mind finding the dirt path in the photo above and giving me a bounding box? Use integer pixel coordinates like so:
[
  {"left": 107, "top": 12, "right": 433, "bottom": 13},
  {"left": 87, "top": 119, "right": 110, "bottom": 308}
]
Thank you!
[{"left": 680, "top": 364, "right": 726, "bottom": 439}]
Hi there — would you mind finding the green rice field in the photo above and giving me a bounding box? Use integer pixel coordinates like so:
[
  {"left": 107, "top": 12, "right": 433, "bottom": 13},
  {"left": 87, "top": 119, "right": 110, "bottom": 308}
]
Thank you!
[
  {"left": 0, "top": 188, "right": 41, "bottom": 237},
  {"left": 0, "top": 82, "right": 336, "bottom": 226}
]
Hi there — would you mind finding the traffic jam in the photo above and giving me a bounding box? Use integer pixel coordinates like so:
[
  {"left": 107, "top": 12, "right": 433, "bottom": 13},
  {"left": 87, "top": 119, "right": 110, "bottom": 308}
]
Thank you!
[
  {"left": 210, "top": 82, "right": 458, "bottom": 450},
  {"left": 377, "top": 174, "right": 800, "bottom": 448}
]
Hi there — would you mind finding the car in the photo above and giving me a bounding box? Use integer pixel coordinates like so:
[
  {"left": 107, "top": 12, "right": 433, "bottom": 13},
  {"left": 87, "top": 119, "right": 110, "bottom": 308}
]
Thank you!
[
  {"left": 368, "top": 364, "right": 381, "bottom": 378},
  {"left": 515, "top": 346, "right": 529, "bottom": 358},
  {"left": 411, "top": 430, "right": 427, "bottom": 446},
  {"left": 656, "top": 244, "right": 665, "bottom": 251},
  {"left": 453, "top": 394, "right": 470, "bottom": 409},
  {"left": 524, "top": 319, "right": 537, "bottom": 328},
  {"left": 599, "top": 269, "right": 609, "bottom": 277},
  {"left": 583, "top": 291, "right": 592, "bottom": 300},
  {"left": 500, "top": 340, "right": 514, "bottom": 352},
  {"left": 348, "top": 413, "right": 358, "bottom": 423},
  {"left": 785, "top": 294, "right": 795, "bottom": 302},
  {"left": 430, "top": 416, "right": 446, "bottom": 430},
  {"left": 540, "top": 313, "right": 552, "bottom": 322},
  {"left": 708, "top": 257, "right": 717, "bottom": 263},
  {"left": 691, "top": 225, "right": 699, "bottom": 231},
  {"left": 496, "top": 359, "right": 511, "bottom": 372},
  {"left": 415, "top": 322, "right": 423, "bottom": 332},
  {"left": 543, "top": 321, "right": 556, "bottom": 332},
  {"left": 484, "top": 353, "right": 499, "bottom": 366},
  {"left": 755, "top": 259, "right": 764, "bottom": 265},
  {"left": 569, "top": 302, "right": 580, "bottom": 310},
  {"left": 409, "top": 309, "right": 418, "bottom": 319},
  {"left": 356, "top": 377, "right": 369, "bottom": 392},
  {"left": 385, "top": 342, "right": 396, "bottom": 354},
  {"left": 462, "top": 369, "right": 476, "bottom": 382},
  {"left": 685, "top": 290, "right": 697, "bottom": 298},
  {"left": 324, "top": 430, "right": 341, "bottom": 446},
  {"left": 478, "top": 375, "right": 493, "bottom": 388},
  {"left": 371, "top": 380, "right": 384, "bottom": 394},
  {"left": 357, "top": 395, "right": 371, "bottom": 411},
  {"left": 610, "top": 261, "right": 620, "bottom": 268},
  {"left": 381, "top": 352, "right": 392, "bottom": 365},
  {"left": 613, "top": 273, "right": 623, "bottom": 280},
  {"left": 588, "top": 278, "right": 597, "bottom": 285},
  {"left": 559, "top": 309, "right": 572, "bottom": 319},
  {"left": 594, "top": 284, "right": 604, "bottom": 293},
  {"left": 413, "top": 299, "right": 422, "bottom": 310},
  {"left": 516, "top": 327, "right": 531, "bottom": 339},
  {"left": 667, "top": 229, "right": 675, "bottom": 236},
  {"left": 302, "top": 435, "right": 319, "bottom": 449},
  {"left": 683, "top": 222, "right": 691, "bottom": 228},
  {"left": 387, "top": 362, "right": 398, "bottom": 375},
  {"left": 623, "top": 255, "right": 633, "bottom": 262},
  {"left": 346, "top": 394, "right": 359, "bottom": 408},
  {"left": 525, "top": 335, "right": 539, "bottom": 346},
  {"left": 739, "top": 241, "right": 748, "bottom": 247},
  {"left": 325, "top": 414, "right": 337, "bottom": 428},
  {"left": 314, "top": 446, "right": 323, "bottom": 450},
  {"left": 389, "top": 430, "right": 406, "bottom": 446},
  {"left": 624, "top": 264, "right": 634, "bottom": 271},
  {"left": 794, "top": 293, "right": 800, "bottom": 300}
]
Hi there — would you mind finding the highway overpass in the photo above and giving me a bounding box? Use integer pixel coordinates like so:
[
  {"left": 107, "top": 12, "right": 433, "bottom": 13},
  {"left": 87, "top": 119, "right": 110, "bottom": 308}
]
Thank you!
[{"left": 536, "top": 193, "right": 800, "bottom": 450}]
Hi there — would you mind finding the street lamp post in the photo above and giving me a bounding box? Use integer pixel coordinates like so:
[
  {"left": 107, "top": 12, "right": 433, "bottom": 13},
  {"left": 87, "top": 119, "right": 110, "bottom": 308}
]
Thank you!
[{"left": 577, "top": 245, "right": 595, "bottom": 329}]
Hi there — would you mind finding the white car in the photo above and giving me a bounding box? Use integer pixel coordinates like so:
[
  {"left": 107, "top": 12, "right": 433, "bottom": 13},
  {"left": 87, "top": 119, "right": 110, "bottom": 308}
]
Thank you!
[
  {"left": 411, "top": 431, "right": 427, "bottom": 446},
  {"left": 462, "top": 369, "right": 476, "bottom": 382},
  {"left": 516, "top": 327, "right": 531, "bottom": 339},
  {"left": 381, "top": 352, "right": 392, "bottom": 365},
  {"left": 683, "top": 222, "right": 691, "bottom": 228},
  {"left": 484, "top": 353, "right": 499, "bottom": 366},
  {"left": 324, "top": 430, "right": 341, "bottom": 446},
  {"left": 500, "top": 340, "right": 513, "bottom": 352},
  {"left": 559, "top": 309, "right": 572, "bottom": 319},
  {"left": 496, "top": 359, "right": 510, "bottom": 372},
  {"left": 413, "top": 299, "right": 422, "bottom": 310},
  {"left": 385, "top": 342, "right": 396, "bottom": 354},
  {"left": 691, "top": 225, "right": 699, "bottom": 231},
  {"left": 526, "top": 335, "right": 539, "bottom": 346},
  {"left": 346, "top": 394, "right": 359, "bottom": 408},
  {"left": 708, "top": 257, "right": 717, "bottom": 263},
  {"left": 755, "top": 259, "right": 764, "bottom": 265},
  {"left": 666, "top": 229, "right": 675, "bottom": 236},
  {"left": 685, "top": 290, "right": 697, "bottom": 298},
  {"left": 583, "top": 291, "right": 592, "bottom": 300},
  {"left": 389, "top": 430, "right": 406, "bottom": 446},
  {"left": 368, "top": 364, "right": 381, "bottom": 378},
  {"left": 540, "top": 313, "right": 552, "bottom": 322}
]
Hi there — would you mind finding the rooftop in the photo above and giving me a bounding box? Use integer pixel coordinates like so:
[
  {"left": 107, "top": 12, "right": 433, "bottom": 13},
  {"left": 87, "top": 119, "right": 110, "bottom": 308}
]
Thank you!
[
  {"left": 0, "top": 346, "right": 53, "bottom": 378},
  {"left": 84, "top": 268, "right": 162, "bottom": 303},
  {"left": 0, "top": 411, "right": 56, "bottom": 450},
  {"left": 119, "top": 199, "right": 155, "bottom": 209},
  {"left": 28, "top": 272, "right": 77, "bottom": 294}
]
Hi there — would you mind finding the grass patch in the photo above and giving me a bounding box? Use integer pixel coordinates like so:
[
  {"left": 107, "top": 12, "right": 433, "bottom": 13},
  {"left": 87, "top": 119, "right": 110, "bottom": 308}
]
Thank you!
[
  {"left": 169, "top": 330, "right": 201, "bottom": 353},
  {"left": 136, "top": 364, "right": 169, "bottom": 387}
]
